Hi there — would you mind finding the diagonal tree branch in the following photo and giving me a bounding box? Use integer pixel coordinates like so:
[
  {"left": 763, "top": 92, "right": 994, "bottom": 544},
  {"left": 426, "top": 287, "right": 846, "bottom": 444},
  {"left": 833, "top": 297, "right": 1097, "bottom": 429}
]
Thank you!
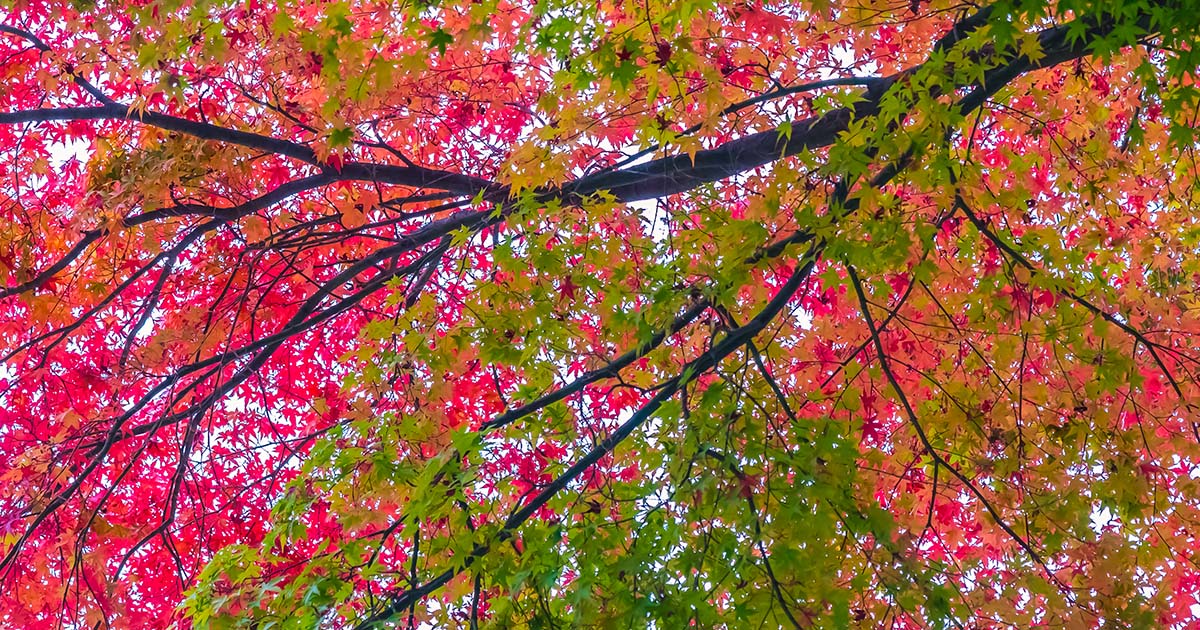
[
  {"left": 350, "top": 7, "right": 1163, "bottom": 623},
  {"left": 847, "top": 265, "right": 1057, "bottom": 581},
  {"left": 355, "top": 243, "right": 824, "bottom": 629}
]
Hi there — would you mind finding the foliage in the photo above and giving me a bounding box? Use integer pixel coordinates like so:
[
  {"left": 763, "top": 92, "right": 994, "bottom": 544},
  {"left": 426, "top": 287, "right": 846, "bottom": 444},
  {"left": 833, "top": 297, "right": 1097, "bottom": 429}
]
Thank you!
[{"left": 1, "top": 0, "right": 1200, "bottom": 627}]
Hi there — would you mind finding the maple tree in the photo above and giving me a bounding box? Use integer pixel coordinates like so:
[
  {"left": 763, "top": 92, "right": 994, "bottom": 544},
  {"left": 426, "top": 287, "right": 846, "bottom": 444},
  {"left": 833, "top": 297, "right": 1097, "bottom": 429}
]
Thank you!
[{"left": 2, "top": 0, "right": 1200, "bottom": 627}]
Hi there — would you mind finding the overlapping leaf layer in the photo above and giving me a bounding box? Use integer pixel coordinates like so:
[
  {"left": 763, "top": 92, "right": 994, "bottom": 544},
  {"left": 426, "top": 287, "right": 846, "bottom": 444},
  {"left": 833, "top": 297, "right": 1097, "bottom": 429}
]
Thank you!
[{"left": 2, "top": 0, "right": 1200, "bottom": 627}]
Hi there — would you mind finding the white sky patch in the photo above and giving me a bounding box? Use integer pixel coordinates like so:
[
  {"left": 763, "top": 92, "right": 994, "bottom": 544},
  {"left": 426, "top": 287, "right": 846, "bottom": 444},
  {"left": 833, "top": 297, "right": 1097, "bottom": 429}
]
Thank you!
[{"left": 48, "top": 137, "right": 90, "bottom": 168}]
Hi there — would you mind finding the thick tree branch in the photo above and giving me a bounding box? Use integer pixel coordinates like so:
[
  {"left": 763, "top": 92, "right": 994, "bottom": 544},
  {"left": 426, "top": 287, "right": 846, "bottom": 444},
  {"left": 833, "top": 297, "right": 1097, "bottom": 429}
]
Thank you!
[
  {"left": 351, "top": 8, "right": 1159, "bottom": 623},
  {"left": 560, "top": 9, "right": 1126, "bottom": 204},
  {"left": 0, "top": 106, "right": 500, "bottom": 196},
  {"left": 355, "top": 245, "right": 823, "bottom": 629}
]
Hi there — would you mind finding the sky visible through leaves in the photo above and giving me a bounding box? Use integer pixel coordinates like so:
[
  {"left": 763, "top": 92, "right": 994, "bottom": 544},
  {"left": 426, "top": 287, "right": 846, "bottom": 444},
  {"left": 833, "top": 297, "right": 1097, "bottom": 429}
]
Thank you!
[{"left": 2, "top": 0, "right": 1200, "bottom": 628}]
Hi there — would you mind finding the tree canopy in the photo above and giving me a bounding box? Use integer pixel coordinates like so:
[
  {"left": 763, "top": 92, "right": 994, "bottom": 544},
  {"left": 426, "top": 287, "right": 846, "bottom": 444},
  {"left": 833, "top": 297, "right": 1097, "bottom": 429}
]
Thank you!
[{"left": 2, "top": 0, "right": 1200, "bottom": 627}]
